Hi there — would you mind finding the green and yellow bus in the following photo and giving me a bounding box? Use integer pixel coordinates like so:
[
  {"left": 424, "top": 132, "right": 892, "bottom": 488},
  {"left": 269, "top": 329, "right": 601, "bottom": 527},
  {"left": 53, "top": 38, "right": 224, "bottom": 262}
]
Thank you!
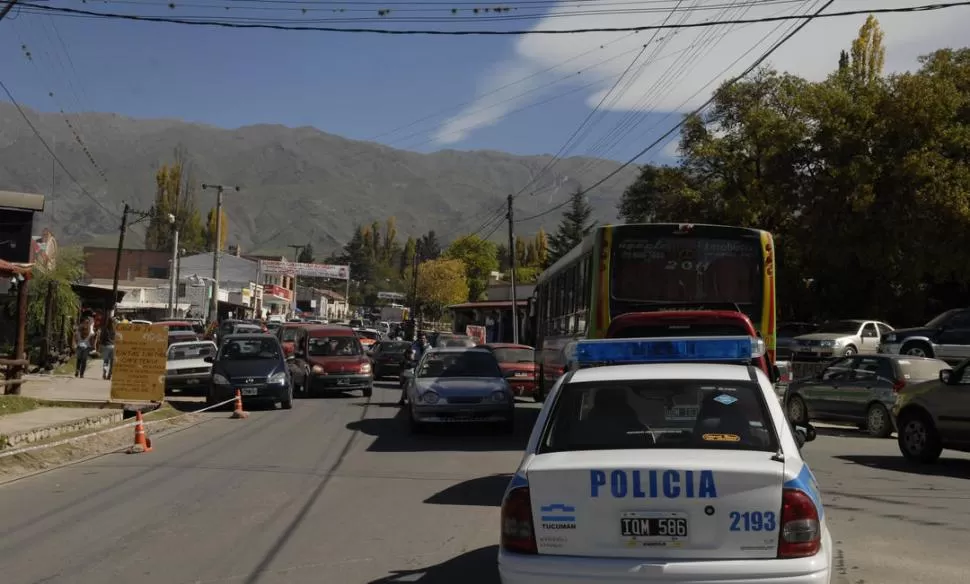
[{"left": 532, "top": 223, "right": 777, "bottom": 398}]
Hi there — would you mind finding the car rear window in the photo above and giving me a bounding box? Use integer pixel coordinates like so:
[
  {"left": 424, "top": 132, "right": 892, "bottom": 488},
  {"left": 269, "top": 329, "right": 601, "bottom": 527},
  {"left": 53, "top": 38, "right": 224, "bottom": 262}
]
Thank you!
[
  {"left": 280, "top": 327, "right": 300, "bottom": 342},
  {"left": 356, "top": 330, "right": 380, "bottom": 340},
  {"left": 897, "top": 359, "right": 949, "bottom": 381},
  {"left": 540, "top": 379, "right": 778, "bottom": 454},
  {"left": 492, "top": 347, "right": 534, "bottom": 363},
  {"left": 168, "top": 342, "right": 216, "bottom": 360}
]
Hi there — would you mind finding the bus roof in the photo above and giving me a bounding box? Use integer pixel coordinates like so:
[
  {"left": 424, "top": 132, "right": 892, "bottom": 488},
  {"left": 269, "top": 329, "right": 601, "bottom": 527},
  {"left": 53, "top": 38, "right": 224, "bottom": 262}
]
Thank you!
[{"left": 535, "top": 223, "right": 770, "bottom": 286}]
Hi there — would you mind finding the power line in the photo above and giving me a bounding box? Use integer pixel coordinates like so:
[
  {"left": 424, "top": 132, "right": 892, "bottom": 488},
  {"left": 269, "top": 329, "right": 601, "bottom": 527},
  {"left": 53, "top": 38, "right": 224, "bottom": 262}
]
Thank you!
[
  {"left": 0, "top": 77, "right": 119, "bottom": 220},
  {"left": 19, "top": 1, "right": 970, "bottom": 34},
  {"left": 518, "top": 0, "right": 836, "bottom": 223}
]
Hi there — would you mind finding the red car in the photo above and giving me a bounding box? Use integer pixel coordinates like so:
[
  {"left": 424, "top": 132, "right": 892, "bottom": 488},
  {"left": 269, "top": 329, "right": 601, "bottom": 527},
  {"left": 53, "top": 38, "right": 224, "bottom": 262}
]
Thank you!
[
  {"left": 288, "top": 325, "right": 373, "bottom": 397},
  {"left": 276, "top": 322, "right": 310, "bottom": 357},
  {"left": 482, "top": 343, "right": 537, "bottom": 399}
]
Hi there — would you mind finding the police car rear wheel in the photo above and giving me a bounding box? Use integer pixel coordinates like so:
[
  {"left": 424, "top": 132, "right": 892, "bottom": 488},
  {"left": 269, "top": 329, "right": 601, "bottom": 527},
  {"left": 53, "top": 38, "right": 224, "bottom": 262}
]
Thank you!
[
  {"left": 787, "top": 395, "right": 808, "bottom": 424},
  {"left": 897, "top": 410, "right": 943, "bottom": 463}
]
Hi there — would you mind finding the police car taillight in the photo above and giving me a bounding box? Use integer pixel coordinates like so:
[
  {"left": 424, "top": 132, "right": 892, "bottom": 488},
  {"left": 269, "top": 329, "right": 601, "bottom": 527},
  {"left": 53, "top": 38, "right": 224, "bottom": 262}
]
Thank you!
[
  {"left": 500, "top": 486, "right": 537, "bottom": 554},
  {"left": 777, "top": 489, "right": 821, "bottom": 558}
]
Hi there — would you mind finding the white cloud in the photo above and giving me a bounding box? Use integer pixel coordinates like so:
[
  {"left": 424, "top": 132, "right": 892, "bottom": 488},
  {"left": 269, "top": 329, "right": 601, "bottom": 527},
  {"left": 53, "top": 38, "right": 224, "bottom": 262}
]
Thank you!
[{"left": 432, "top": 0, "right": 970, "bottom": 147}]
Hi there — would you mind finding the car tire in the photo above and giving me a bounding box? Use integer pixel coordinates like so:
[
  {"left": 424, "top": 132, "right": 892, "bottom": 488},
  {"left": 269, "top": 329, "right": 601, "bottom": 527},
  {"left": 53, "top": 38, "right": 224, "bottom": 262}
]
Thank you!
[
  {"left": 902, "top": 341, "right": 934, "bottom": 358},
  {"left": 362, "top": 385, "right": 373, "bottom": 398},
  {"left": 897, "top": 409, "right": 943, "bottom": 463},
  {"left": 842, "top": 345, "right": 857, "bottom": 357},
  {"left": 281, "top": 390, "right": 293, "bottom": 410},
  {"left": 866, "top": 403, "right": 892, "bottom": 438},
  {"left": 787, "top": 395, "right": 808, "bottom": 424}
]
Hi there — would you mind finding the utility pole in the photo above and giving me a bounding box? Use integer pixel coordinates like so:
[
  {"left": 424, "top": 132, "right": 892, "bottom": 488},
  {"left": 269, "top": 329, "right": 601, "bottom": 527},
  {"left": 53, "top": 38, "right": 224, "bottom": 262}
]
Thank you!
[
  {"left": 287, "top": 244, "right": 303, "bottom": 318},
  {"left": 0, "top": 0, "right": 20, "bottom": 22},
  {"left": 409, "top": 248, "right": 420, "bottom": 340},
  {"left": 507, "top": 194, "right": 519, "bottom": 344},
  {"left": 167, "top": 227, "right": 180, "bottom": 318},
  {"left": 110, "top": 204, "right": 159, "bottom": 317},
  {"left": 201, "top": 183, "right": 239, "bottom": 326}
]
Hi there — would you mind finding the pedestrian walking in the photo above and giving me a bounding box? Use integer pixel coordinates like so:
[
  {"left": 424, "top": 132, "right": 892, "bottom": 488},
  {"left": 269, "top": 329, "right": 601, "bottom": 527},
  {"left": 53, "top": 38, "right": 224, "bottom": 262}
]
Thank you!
[
  {"left": 74, "top": 316, "right": 95, "bottom": 378},
  {"left": 100, "top": 318, "right": 117, "bottom": 380}
]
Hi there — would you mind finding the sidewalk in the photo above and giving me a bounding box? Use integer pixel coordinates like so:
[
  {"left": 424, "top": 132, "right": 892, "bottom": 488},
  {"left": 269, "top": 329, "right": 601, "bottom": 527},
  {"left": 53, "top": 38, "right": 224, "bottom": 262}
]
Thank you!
[{"left": 19, "top": 374, "right": 112, "bottom": 403}]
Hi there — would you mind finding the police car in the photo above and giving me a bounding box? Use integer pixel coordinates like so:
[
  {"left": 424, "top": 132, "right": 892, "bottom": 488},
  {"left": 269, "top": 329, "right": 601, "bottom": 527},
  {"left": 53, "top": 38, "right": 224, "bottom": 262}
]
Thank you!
[{"left": 498, "top": 336, "right": 830, "bottom": 584}]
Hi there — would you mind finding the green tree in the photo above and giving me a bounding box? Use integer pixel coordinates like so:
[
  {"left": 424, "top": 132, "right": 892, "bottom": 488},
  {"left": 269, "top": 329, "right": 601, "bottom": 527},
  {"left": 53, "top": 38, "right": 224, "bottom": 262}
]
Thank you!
[
  {"left": 417, "top": 230, "right": 441, "bottom": 260},
  {"left": 298, "top": 243, "right": 315, "bottom": 263},
  {"left": 145, "top": 149, "right": 205, "bottom": 253},
  {"left": 445, "top": 234, "right": 499, "bottom": 301},
  {"left": 534, "top": 227, "right": 549, "bottom": 268},
  {"left": 548, "top": 187, "right": 595, "bottom": 265},
  {"left": 410, "top": 259, "right": 469, "bottom": 321},
  {"left": 400, "top": 236, "right": 417, "bottom": 277},
  {"left": 496, "top": 243, "right": 511, "bottom": 272},
  {"left": 514, "top": 235, "right": 528, "bottom": 266},
  {"left": 382, "top": 217, "right": 398, "bottom": 262},
  {"left": 204, "top": 208, "right": 229, "bottom": 252}
]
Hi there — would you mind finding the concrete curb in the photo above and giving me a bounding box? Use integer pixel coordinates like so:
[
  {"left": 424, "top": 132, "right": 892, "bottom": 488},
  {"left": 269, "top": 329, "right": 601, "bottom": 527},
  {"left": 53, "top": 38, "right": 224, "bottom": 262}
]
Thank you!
[{"left": 1, "top": 410, "right": 125, "bottom": 449}]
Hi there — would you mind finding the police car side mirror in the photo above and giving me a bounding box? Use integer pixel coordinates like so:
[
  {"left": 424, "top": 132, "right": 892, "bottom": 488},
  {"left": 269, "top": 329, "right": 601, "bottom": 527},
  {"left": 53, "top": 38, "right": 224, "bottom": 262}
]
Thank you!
[
  {"left": 939, "top": 369, "right": 953, "bottom": 384},
  {"left": 793, "top": 422, "right": 816, "bottom": 447}
]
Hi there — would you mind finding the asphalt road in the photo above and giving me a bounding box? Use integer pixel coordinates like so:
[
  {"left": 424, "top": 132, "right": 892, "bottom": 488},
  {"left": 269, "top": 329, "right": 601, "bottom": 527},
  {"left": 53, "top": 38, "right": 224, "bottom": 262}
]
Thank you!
[{"left": 0, "top": 381, "right": 966, "bottom": 584}]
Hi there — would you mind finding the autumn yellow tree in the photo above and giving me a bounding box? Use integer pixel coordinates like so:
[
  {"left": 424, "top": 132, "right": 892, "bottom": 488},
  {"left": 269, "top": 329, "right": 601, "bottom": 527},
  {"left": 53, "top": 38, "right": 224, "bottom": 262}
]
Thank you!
[
  {"left": 534, "top": 228, "right": 549, "bottom": 268},
  {"left": 204, "top": 208, "right": 229, "bottom": 252},
  {"left": 413, "top": 259, "right": 468, "bottom": 321}
]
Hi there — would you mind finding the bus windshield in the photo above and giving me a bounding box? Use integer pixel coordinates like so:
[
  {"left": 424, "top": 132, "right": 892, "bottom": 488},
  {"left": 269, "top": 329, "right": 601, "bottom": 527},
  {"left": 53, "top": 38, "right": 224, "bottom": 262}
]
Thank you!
[{"left": 612, "top": 234, "right": 762, "bottom": 305}]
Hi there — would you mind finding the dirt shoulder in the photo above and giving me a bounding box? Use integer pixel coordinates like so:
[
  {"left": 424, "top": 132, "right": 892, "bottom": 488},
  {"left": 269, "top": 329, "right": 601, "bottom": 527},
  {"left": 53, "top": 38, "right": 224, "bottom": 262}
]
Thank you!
[{"left": 0, "top": 405, "right": 208, "bottom": 485}]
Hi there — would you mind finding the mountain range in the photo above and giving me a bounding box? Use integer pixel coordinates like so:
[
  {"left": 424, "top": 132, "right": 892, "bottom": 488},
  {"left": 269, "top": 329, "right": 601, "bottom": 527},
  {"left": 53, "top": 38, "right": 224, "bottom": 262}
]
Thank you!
[{"left": 0, "top": 101, "right": 640, "bottom": 254}]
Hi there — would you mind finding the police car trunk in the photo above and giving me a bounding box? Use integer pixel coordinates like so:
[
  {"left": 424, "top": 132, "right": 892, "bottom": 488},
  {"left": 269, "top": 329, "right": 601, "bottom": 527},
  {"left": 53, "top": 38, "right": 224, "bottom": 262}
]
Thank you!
[
  {"left": 502, "top": 337, "right": 823, "bottom": 566},
  {"left": 525, "top": 449, "right": 784, "bottom": 559}
]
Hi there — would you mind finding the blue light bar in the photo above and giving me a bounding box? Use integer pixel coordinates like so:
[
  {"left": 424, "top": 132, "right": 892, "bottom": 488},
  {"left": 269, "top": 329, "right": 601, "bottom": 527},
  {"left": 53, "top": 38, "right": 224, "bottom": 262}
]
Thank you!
[{"left": 575, "top": 336, "right": 765, "bottom": 367}]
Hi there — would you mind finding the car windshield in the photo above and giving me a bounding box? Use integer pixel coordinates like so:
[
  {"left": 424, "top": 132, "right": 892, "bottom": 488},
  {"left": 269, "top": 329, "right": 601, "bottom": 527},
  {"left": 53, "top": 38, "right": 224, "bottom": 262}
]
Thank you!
[
  {"left": 540, "top": 379, "right": 778, "bottom": 454},
  {"left": 380, "top": 341, "right": 411, "bottom": 354},
  {"left": 280, "top": 327, "right": 300, "bottom": 342},
  {"left": 309, "top": 336, "right": 361, "bottom": 356},
  {"left": 897, "top": 358, "right": 950, "bottom": 381},
  {"left": 611, "top": 323, "right": 750, "bottom": 338},
  {"left": 167, "top": 342, "right": 216, "bottom": 361},
  {"left": 815, "top": 320, "right": 862, "bottom": 335},
  {"left": 219, "top": 338, "right": 281, "bottom": 361},
  {"left": 492, "top": 347, "right": 534, "bottom": 363},
  {"left": 925, "top": 310, "right": 958, "bottom": 328},
  {"left": 417, "top": 351, "right": 502, "bottom": 378},
  {"left": 233, "top": 325, "right": 262, "bottom": 334}
]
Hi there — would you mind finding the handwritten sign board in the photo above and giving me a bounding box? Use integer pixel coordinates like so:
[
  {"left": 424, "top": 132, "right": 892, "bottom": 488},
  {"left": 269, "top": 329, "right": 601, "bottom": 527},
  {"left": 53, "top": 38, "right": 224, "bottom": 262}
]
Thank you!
[{"left": 110, "top": 323, "right": 168, "bottom": 402}]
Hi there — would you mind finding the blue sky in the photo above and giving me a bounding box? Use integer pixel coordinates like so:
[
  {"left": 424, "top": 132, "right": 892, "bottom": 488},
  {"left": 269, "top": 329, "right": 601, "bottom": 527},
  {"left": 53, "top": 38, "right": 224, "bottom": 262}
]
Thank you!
[{"left": 1, "top": 0, "right": 967, "bottom": 165}]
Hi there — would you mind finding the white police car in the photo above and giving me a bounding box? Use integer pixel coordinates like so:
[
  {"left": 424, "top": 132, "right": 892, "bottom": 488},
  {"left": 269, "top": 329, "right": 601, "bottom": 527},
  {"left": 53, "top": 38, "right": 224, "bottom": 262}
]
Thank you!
[{"left": 498, "top": 336, "right": 831, "bottom": 584}]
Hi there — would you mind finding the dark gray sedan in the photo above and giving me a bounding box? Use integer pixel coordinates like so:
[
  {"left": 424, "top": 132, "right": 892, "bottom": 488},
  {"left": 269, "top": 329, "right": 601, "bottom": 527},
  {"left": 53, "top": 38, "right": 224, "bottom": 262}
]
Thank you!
[
  {"left": 784, "top": 354, "right": 948, "bottom": 437},
  {"left": 402, "top": 347, "right": 514, "bottom": 433}
]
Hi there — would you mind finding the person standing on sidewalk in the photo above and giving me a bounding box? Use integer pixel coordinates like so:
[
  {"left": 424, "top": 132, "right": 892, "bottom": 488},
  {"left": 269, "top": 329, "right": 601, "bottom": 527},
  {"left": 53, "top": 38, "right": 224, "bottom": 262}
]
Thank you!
[
  {"left": 74, "top": 317, "right": 95, "bottom": 378},
  {"left": 100, "top": 318, "right": 117, "bottom": 380}
]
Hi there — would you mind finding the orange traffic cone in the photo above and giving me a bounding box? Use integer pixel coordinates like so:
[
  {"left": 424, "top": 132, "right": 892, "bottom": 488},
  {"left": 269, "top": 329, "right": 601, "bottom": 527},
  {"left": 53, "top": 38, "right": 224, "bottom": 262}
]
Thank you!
[
  {"left": 127, "top": 411, "right": 152, "bottom": 454},
  {"left": 231, "top": 389, "right": 249, "bottom": 419}
]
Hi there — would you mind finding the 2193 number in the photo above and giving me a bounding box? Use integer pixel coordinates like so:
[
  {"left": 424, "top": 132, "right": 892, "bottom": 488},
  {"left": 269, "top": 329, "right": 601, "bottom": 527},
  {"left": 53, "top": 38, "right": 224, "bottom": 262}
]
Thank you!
[{"left": 729, "top": 511, "right": 777, "bottom": 532}]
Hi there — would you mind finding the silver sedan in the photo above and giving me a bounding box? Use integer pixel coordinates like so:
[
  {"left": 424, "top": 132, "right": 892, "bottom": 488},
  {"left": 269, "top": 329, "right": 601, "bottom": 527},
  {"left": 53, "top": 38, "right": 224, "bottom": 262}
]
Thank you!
[{"left": 402, "top": 347, "right": 515, "bottom": 433}]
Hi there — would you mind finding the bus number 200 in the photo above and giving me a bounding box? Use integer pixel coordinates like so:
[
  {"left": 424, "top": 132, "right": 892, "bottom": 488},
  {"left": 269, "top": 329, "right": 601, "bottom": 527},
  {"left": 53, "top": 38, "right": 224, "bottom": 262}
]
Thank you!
[{"left": 665, "top": 260, "right": 710, "bottom": 273}]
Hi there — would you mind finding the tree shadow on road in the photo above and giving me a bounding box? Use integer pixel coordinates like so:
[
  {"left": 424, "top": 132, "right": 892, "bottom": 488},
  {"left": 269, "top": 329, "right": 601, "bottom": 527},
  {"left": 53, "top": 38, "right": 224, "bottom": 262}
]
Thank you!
[
  {"left": 346, "top": 407, "right": 538, "bottom": 452},
  {"left": 836, "top": 454, "right": 970, "bottom": 479},
  {"left": 368, "top": 545, "right": 499, "bottom": 584},
  {"left": 424, "top": 473, "right": 513, "bottom": 507}
]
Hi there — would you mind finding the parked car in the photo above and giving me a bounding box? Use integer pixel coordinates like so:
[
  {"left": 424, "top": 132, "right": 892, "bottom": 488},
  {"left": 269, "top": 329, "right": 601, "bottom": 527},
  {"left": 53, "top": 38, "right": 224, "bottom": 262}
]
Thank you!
[
  {"left": 776, "top": 322, "right": 819, "bottom": 360},
  {"left": 785, "top": 354, "right": 949, "bottom": 437},
  {"left": 276, "top": 322, "right": 310, "bottom": 357},
  {"left": 289, "top": 325, "right": 373, "bottom": 397},
  {"left": 893, "top": 358, "right": 970, "bottom": 462},
  {"left": 791, "top": 319, "right": 894, "bottom": 360},
  {"left": 354, "top": 328, "right": 382, "bottom": 351},
  {"left": 206, "top": 333, "right": 293, "bottom": 409},
  {"left": 401, "top": 347, "right": 514, "bottom": 433},
  {"left": 880, "top": 308, "right": 970, "bottom": 364},
  {"left": 165, "top": 341, "right": 217, "bottom": 395},
  {"left": 154, "top": 320, "right": 197, "bottom": 334},
  {"left": 481, "top": 343, "right": 536, "bottom": 399},
  {"left": 167, "top": 330, "right": 202, "bottom": 346},
  {"left": 368, "top": 340, "right": 413, "bottom": 379}
]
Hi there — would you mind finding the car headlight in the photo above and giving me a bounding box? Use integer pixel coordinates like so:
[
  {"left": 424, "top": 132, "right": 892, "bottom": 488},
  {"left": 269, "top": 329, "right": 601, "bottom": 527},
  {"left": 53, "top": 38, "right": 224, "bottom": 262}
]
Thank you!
[
  {"left": 213, "top": 373, "right": 229, "bottom": 385},
  {"left": 420, "top": 391, "right": 440, "bottom": 404},
  {"left": 884, "top": 334, "right": 897, "bottom": 343},
  {"left": 489, "top": 390, "right": 508, "bottom": 403},
  {"left": 311, "top": 364, "right": 325, "bottom": 374},
  {"left": 360, "top": 362, "right": 372, "bottom": 375},
  {"left": 268, "top": 372, "right": 287, "bottom": 385}
]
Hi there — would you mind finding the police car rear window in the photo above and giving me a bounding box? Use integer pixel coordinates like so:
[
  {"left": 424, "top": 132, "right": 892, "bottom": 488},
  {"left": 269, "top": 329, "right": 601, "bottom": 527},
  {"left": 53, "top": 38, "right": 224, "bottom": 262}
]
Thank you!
[{"left": 539, "top": 379, "right": 778, "bottom": 454}]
